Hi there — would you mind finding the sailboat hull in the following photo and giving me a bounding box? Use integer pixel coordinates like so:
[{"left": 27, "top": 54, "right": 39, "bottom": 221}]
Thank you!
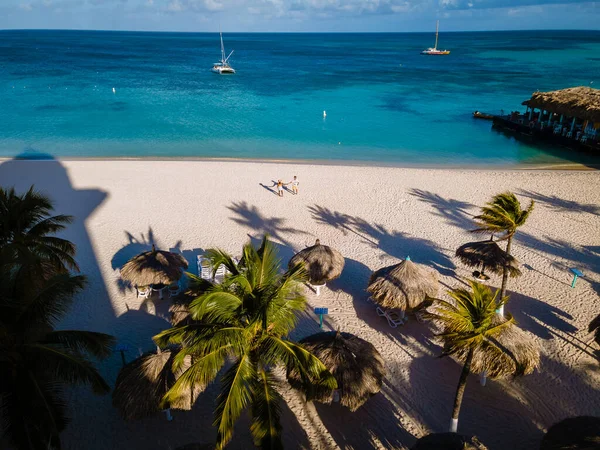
[
  {"left": 211, "top": 67, "right": 236, "bottom": 74},
  {"left": 421, "top": 50, "right": 450, "bottom": 55}
]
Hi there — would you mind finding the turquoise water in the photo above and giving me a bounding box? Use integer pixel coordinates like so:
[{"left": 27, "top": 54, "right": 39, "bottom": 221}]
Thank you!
[{"left": 1, "top": 29, "right": 599, "bottom": 165}]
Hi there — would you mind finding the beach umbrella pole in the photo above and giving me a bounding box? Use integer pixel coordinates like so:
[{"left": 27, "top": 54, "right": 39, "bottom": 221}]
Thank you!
[{"left": 480, "top": 371, "right": 487, "bottom": 386}]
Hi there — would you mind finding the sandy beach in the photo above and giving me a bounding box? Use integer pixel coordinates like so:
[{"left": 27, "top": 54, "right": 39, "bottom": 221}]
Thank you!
[{"left": 1, "top": 158, "right": 598, "bottom": 450}]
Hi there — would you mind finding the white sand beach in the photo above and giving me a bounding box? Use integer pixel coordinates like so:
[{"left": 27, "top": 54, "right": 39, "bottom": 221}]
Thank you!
[{"left": 1, "top": 159, "right": 598, "bottom": 450}]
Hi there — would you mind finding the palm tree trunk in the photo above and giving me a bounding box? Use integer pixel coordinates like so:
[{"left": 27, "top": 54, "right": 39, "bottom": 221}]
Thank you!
[
  {"left": 450, "top": 348, "right": 474, "bottom": 433},
  {"left": 498, "top": 235, "right": 513, "bottom": 316}
]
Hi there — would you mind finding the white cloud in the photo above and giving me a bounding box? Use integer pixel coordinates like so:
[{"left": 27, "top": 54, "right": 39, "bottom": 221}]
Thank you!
[{"left": 19, "top": 2, "right": 33, "bottom": 10}]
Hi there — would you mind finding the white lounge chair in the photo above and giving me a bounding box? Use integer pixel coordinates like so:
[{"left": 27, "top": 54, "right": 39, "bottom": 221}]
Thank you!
[
  {"left": 136, "top": 285, "right": 151, "bottom": 299},
  {"left": 376, "top": 306, "right": 405, "bottom": 328},
  {"left": 168, "top": 283, "right": 181, "bottom": 297},
  {"left": 310, "top": 282, "right": 326, "bottom": 296},
  {"left": 197, "top": 256, "right": 213, "bottom": 281}
]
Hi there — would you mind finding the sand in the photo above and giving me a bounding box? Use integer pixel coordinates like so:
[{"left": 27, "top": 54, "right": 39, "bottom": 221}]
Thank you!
[{"left": 1, "top": 158, "right": 599, "bottom": 450}]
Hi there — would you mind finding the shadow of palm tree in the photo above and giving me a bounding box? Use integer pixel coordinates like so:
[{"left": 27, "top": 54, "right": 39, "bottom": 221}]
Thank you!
[
  {"left": 519, "top": 189, "right": 600, "bottom": 216},
  {"left": 409, "top": 189, "right": 476, "bottom": 230},
  {"left": 228, "top": 201, "right": 308, "bottom": 248}
]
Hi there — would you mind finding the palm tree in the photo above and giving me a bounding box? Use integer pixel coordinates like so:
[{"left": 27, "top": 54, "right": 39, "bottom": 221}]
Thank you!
[
  {"left": 427, "top": 281, "right": 537, "bottom": 433},
  {"left": 0, "top": 186, "right": 78, "bottom": 276},
  {"left": 0, "top": 266, "right": 115, "bottom": 450},
  {"left": 473, "top": 192, "right": 534, "bottom": 315},
  {"left": 154, "top": 236, "right": 336, "bottom": 450}
]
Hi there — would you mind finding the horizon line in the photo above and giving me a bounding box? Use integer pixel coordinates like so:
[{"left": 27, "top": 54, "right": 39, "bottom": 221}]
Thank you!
[{"left": 1, "top": 27, "right": 599, "bottom": 34}]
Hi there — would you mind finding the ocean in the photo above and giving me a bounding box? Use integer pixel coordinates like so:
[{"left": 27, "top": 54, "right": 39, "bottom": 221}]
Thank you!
[{"left": 0, "top": 29, "right": 599, "bottom": 166}]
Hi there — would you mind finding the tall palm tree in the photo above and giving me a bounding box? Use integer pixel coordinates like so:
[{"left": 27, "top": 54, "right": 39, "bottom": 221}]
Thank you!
[
  {"left": 427, "top": 281, "right": 531, "bottom": 433},
  {"left": 0, "top": 266, "right": 115, "bottom": 449},
  {"left": 154, "top": 236, "right": 336, "bottom": 450},
  {"left": 473, "top": 192, "right": 534, "bottom": 315},
  {"left": 0, "top": 186, "right": 78, "bottom": 276}
]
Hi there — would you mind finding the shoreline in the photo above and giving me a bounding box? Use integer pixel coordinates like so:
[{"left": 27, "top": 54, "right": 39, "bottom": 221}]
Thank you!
[{"left": 2, "top": 156, "right": 598, "bottom": 171}]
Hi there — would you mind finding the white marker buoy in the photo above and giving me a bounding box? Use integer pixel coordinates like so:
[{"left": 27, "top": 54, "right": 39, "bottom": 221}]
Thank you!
[
  {"left": 112, "top": 87, "right": 116, "bottom": 94},
  {"left": 323, "top": 110, "right": 326, "bottom": 118}
]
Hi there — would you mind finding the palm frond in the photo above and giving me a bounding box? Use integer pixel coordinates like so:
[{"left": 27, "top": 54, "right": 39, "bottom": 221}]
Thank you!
[
  {"left": 43, "top": 330, "right": 115, "bottom": 359},
  {"left": 250, "top": 367, "right": 283, "bottom": 450}
]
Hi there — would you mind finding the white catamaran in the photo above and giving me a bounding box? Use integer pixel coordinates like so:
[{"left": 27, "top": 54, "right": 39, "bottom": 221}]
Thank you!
[
  {"left": 212, "top": 31, "right": 235, "bottom": 74},
  {"left": 421, "top": 20, "right": 450, "bottom": 55}
]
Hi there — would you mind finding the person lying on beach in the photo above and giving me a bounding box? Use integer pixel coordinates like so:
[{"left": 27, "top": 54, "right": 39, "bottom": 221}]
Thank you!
[{"left": 289, "top": 176, "right": 299, "bottom": 195}]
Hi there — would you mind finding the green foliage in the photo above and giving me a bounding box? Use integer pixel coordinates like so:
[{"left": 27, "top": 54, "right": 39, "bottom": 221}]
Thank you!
[
  {"left": 473, "top": 191, "right": 534, "bottom": 239},
  {"left": 0, "top": 185, "right": 114, "bottom": 450},
  {"left": 154, "top": 236, "right": 336, "bottom": 450}
]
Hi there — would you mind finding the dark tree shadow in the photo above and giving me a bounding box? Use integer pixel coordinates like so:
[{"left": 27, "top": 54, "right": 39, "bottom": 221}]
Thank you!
[
  {"left": 309, "top": 205, "right": 456, "bottom": 277},
  {"left": 519, "top": 189, "right": 600, "bottom": 216},
  {"left": 314, "top": 392, "right": 416, "bottom": 449},
  {"left": 228, "top": 201, "right": 308, "bottom": 247},
  {"left": 409, "top": 189, "right": 476, "bottom": 230}
]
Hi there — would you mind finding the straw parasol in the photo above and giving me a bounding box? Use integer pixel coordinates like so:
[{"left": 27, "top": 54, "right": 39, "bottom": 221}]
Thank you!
[
  {"left": 288, "top": 331, "right": 385, "bottom": 412},
  {"left": 522, "top": 86, "right": 600, "bottom": 123},
  {"left": 120, "top": 245, "right": 188, "bottom": 287},
  {"left": 411, "top": 433, "right": 488, "bottom": 450},
  {"left": 367, "top": 257, "right": 439, "bottom": 312},
  {"left": 540, "top": 416, "right": 600, "bottom": 450},
  {"left": 455, "top": 240, "right": 522, "bottom": 280},
  {"left": 289, "top": 239, "right": 345, "bottom": 285},
  {"left": 112, "top": 347, "right": 201, "bottom": 421},
  {"left": 443, "top": 314, "right": 540, "bottom": 379}
]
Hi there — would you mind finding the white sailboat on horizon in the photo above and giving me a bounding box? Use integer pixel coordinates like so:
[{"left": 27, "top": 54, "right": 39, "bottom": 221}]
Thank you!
[
  {"left": 421, "top": 20, "right": 450, "bottom": 55},
  {"left": 212, "top": 31, "right": 235, "bottom": 74}
]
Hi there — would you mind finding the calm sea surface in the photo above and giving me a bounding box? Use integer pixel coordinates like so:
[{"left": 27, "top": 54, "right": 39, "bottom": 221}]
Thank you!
[{"left": 1, "top": 29, "right": 599, "bottom": 165}]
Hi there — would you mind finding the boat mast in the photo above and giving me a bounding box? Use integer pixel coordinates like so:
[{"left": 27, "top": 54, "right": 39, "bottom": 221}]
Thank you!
[
  {"left": 220, "top": 30, "right": 226, "bottom": 64},
  {"left": 434, "top": 20, "right": 439, "bottom": 49}
]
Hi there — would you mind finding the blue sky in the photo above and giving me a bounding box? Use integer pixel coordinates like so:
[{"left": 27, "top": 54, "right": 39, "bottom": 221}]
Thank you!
[{"left": 0, "top": 0, "right": 598, "bottom": 32}]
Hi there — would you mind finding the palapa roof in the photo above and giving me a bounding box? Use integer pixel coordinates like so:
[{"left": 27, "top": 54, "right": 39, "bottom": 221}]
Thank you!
[
  {"left": 367, "top": 258, "right": 439, "bottom": 311},
  {"left": 288, "top": 331, "right": 385, "bottom": 411},
  {"left": 540, "top": 416, "right": 600, "bottom": 450},
  {"left": 522, "top": 87, "right": 600, "bottom": 122},
  {"left": 455, "top": 240, "right": 522, "bottom": 277},
  {"left": 411, "top": 433, "right": 488, "bottom": 450},
  {"left": 289, "top": 239, "right": 345, "bottom": 285},
  {"left": 442, "top": 314, "right": 540, "bottom": 379},
  {"left": 112, "top": 348, "right": 201, "bottom": 420},
  {"left": 120, "top": 246, "right": 188, "bottom": 287}
]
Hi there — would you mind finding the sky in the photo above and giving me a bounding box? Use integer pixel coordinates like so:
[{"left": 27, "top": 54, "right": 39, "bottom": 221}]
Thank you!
[{"left": 0, "top": 0, "right": 598, "bottom": 32}]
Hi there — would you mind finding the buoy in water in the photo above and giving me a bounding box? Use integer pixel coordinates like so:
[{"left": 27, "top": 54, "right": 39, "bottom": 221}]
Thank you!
[
  {"left": 323, "top": 110, "right": 326, "bottom": 118},
  {"left": 112, "top": 87, "right": 116, "bottom": 94}
]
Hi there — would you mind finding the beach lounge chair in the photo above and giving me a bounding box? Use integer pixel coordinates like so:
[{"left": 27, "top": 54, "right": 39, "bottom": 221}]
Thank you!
[
  {"left": 168, "top": 283, "right": 180, "bottom": 297},
  {"left": 136, "top": 285, "right": 151, "bottom": 299},
  {"left": 198, "top": 256, "right": 213, "bottom": 280},
  {"left": 151, "top": 284, "right": 167, "bottom": 299},
  {"left": 310, "top": 282, "right": 326, "bottom": 296},
  {"left": 376, "top": 306, "right": 404, "bottom": 328}
]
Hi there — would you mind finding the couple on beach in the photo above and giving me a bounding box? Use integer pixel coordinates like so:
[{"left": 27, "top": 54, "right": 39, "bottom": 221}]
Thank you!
[{"left": 276, "top": 176, "right": 299, "bottom": 197}]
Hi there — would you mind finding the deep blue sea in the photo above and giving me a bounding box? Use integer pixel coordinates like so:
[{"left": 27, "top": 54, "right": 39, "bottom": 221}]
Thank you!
[{"left": 1, "top": 29, "right": 599, "bottom": 165}]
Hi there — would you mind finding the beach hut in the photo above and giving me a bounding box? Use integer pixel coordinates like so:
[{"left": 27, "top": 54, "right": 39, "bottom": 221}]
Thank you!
[
  {"left": 120, "top": 245, "right": 188, "bottom": 297},
  {"left": 411, "top": 433, "right": 488, "bottom": 450},
  {"left": 367, "top": 257, "right": 439, "bottom": 314},
  {"left": 288, "top": 331, "right": 385, "bottom": 411},
  {"left": 112, "top": 347, "right": 201, "bottom": 421},
  {"left": 455, "top": 240, "right": 522, "bottom": 280},
  {"left": 289, "top": 239, "right": 344, "bottom": 295},
  {"left": 442, "top": 313, "right": 540, "bottom": 385},
  {"left": 540, "top": 416, "right": 600, "bottom": 450}
]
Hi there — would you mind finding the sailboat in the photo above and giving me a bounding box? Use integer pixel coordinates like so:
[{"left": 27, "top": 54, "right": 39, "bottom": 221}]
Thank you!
[
  {"left": 421, "top": 20, "right": 450, "bottom": 55},
  {"left": 211, "top": 31, "right": 235, "bottom": 74}
]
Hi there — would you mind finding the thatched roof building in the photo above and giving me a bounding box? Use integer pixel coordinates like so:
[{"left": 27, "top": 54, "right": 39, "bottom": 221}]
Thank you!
[
  {"left": 523, "top": 87, "right": 600, "bottom": 123},
  {"left": 455, "top": 240, "right": 522, "bottom": 278},
  {"left": 120, "top": 245, "right": 188, "bottom": 287},
  {"left": 288, "top": 331, "right": 385, "bottom": 411},
  {"left": 540, "top": 416, "right": 600, "bottom": 450},
  {"left": 441, "top": 314, "right": 540, "bottom": 379},
  {"left": 367, "top": 258, "right": 438, "bottom": 311},
  {"left": 112, "top": 348, "right": 201, "bottom": 420},
  {"left": 411, "top": 433, "right": 488, "bottom": 450},
  {"left": 289, "top": 239, "right": 344, "bottom": 285}
]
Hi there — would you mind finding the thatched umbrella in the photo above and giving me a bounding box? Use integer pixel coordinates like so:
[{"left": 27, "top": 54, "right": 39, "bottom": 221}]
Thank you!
[
  {"left": 120, "top": 245, "right": 188, "bottom": 288},
  {"left": 289, "top": 239, "right": 344, "bottom": 294},
  {"left": 523, "top": 86, "right": 600, "bottom": 123},
  {"left": 411, "top": 433, "right": 488, "bottom": 450},
  {"left": 455, "top": 240, "right": 522, "bottom": 280},
  {"left": 540, "top": 416, "right": 600, "bottom": 450},
  {"left": 112, "top": 347, "right": 201, "bottom": 421},
  {"left": 288, "top": 331, "right": 385, "bottom": 411},
  {"left": 367, "top": 257, "right": 438, "bottom": 313}
]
